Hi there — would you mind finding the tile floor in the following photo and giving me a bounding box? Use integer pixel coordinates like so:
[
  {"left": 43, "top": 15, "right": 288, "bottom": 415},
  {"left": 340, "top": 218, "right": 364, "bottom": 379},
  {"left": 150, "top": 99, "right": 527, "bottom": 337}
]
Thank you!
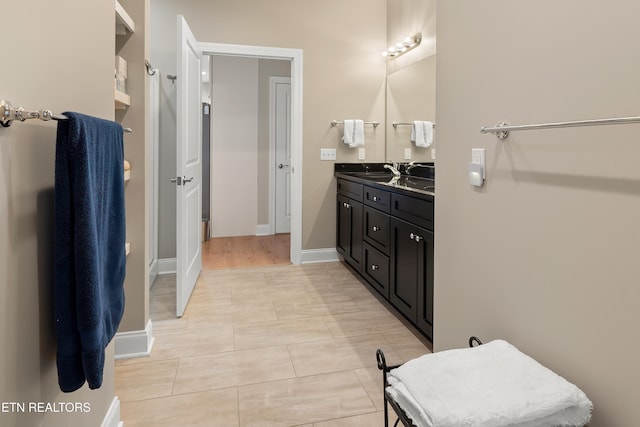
[{"left": 115, "top": 262, "right": 432, "bottom": 426}]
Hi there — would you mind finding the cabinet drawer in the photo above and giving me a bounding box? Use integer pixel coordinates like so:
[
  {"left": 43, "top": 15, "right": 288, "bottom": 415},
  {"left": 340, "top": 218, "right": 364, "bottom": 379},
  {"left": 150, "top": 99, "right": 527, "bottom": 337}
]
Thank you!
[
  {"left": 337, "top": 179, "right": 363, "bottom": 202},
  {"left": 362, "top": 242, "right": 389, "bottom": 298},
  {"left": 391, "top": 193, "right": 434, "bottom": 231},
  {"left": 363, "top": 206, "right": 390, "bottom": 255},
  {"left": 364, "top": 186, "right": 390, "bottom": 213}
]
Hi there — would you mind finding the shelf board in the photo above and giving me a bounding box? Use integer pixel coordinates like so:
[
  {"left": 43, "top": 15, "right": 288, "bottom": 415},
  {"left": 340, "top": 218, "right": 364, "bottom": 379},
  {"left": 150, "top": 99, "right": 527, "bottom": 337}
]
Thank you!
[
  {"left": 115, "top": 0, "right": 135, "bottom": 36},
  {"left": 115, "top": 89, "right": 130, "bottom": 109}
]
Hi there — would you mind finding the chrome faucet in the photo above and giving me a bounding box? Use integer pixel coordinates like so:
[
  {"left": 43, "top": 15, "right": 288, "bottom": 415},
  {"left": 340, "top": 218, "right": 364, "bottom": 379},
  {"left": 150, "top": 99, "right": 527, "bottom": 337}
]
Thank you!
[
  {"left": 384, "top": 162, "right": 401, "bottom": 177},
  {"left": 405, "top": 161, "right": 435, "bottom": 175}
]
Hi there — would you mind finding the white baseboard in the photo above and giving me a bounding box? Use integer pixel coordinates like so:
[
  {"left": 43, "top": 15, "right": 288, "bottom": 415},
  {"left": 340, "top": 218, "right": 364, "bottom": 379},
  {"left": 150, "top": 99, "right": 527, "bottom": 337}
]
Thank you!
[
  {"left": 157, "top": 258, "right": 176, "bottom": 275},
  {"left": 256, "top": 224, "right": 271, "bottom": 236},
  {"left": 114, "top": 320, "right": 155, "bottom": 360},
  {"left": 149, "top": 259, "right": 158, "bottom": 287},
  {"left": 300, "top": 248, "right": 339, "bottom": 264},
  {"left": 100, "top": 396, "right": 123, "bottom": 427}
]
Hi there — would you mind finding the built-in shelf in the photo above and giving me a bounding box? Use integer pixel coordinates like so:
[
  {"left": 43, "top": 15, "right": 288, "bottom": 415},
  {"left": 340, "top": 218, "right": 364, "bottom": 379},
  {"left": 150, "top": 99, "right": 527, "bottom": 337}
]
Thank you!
[
  {"left": 125, "top": 242, "right": 131, "bottom": 257},
  {"left": 115, "top": 89, "right": 130, "bottom": 109},
  {"left": 115, "top": 0, "right": 135, "bottom": 36}
]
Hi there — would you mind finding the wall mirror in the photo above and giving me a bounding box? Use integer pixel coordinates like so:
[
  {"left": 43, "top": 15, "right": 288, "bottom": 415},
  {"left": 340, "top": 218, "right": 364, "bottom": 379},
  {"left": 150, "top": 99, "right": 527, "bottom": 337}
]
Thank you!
[{"left": 385, "top": 54, "right": 436, "bottom": 163}]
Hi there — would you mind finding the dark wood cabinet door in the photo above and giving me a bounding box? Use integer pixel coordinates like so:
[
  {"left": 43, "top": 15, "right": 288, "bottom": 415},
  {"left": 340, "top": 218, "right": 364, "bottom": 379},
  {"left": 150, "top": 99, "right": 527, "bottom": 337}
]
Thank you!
[
  {"left": 336, "top": 194, "right": 350, "bottom": 257},
  {"left": 389, "top": 217, "right": 419, "bottom": 322},
  {"left": 416, "top": 226, "right": 434, "bottom": 340},
  {"left": 349, "top": 199, "right": 363, "bottom": 270},
  {"left": 336, "top": 194, "right": 362, "bottom": 271}
]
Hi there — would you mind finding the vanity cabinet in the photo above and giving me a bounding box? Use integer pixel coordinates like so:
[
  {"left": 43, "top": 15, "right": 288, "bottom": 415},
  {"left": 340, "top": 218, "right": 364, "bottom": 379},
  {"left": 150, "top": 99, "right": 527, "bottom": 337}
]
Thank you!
[
  {"left": 390, "top": 217, "right": 434, "bottom": 339},
  {"left": 336, "top": 175, "right": 434, "bottom": 342},
  {"left": 337, "top": 181, "right": 364, "bottom": 272}
]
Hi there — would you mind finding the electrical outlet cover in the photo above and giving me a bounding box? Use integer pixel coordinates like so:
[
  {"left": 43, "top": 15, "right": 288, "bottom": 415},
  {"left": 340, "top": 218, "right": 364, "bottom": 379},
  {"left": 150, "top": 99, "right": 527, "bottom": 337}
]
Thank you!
[{"left": 471, "top": 148, "right": 485, "bottom": 165}]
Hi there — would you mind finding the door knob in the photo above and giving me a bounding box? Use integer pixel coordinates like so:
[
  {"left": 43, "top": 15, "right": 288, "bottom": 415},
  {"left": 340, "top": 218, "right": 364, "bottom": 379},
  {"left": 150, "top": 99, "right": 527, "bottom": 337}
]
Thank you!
[
  {"left": 183, "top": 176, "right": 194, "bottom": 183},
  {"left": 278, "top": 163, "right": 290, "bottom": 169},
  {"left": 170, "top": 177, "right": 182, "bottom": 185}
]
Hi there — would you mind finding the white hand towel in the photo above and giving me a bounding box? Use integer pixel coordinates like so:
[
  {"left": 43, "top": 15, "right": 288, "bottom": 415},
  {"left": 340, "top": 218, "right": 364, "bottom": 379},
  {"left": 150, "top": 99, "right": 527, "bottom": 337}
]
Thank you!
[
  {"left": 342, "top": 119, "right": 365, "bottom": 148},
  {"left": 411, "top": 121, "right": 433, "bottom": 148},
  {"left": 387, "top": 340, "right": 592, "bottom": 427}
]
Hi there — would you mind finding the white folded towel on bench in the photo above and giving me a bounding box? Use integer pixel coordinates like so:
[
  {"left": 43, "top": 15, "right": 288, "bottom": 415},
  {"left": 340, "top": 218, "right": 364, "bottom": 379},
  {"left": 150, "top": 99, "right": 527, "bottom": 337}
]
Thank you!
[{"left": 387, "top": 340, "right": 592, "bottom": 427}]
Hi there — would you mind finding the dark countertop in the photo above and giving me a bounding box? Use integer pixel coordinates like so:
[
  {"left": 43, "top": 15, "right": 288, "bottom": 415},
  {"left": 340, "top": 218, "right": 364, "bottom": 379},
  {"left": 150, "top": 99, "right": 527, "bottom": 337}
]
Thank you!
[{"left": 335, "top": 163, "right": 435, "bottom": 199}]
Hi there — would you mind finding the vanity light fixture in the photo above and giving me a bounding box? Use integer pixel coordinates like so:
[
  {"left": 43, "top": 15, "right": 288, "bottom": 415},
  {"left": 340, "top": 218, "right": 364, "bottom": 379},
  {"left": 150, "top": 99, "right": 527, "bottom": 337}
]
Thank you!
[{"left": 382, "top": 33, "right": 422, "bottom": 58}]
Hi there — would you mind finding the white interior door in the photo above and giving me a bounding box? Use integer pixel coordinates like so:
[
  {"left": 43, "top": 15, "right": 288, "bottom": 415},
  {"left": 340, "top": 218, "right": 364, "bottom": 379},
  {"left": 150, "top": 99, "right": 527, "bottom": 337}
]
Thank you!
[
  {"left": 176, "top": 15, "right": 202, "bottom": 317},
  {"left": 273, "top": 77, "right": 291, "bottom": 233}
]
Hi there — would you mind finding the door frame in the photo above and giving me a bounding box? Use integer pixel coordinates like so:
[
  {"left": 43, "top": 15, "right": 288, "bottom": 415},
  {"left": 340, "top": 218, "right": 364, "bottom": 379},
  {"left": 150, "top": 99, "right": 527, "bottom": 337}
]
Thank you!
[
  {"left": 200, "top": 42, "right": 303, "bottom": 264},
  {"left": 269, "top": 76, "right": 292, "bottom": 235}
]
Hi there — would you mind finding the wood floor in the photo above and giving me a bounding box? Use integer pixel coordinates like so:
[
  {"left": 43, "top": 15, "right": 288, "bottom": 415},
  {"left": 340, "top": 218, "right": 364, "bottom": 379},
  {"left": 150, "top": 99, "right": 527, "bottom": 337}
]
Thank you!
[{"left": 202, "top": 233, "right": 290, "bottom": 270}]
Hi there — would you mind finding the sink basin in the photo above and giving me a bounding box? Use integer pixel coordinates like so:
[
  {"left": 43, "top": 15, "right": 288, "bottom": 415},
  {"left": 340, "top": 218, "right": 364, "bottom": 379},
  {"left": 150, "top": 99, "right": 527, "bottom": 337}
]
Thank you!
[
  {"left": 382, "top": 176, "right": 435, "bottom": 195},
  {"left": 342, "top": 172, "right": 394, "bottom": 182}
]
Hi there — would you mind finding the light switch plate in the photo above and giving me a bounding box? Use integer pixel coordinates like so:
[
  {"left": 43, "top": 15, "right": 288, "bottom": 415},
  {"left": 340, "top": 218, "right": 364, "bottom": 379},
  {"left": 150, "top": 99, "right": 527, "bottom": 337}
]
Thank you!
[
  {"left": 320, "top": 148, "right": 336, "bottom": 160},
  {"left": 404, "top": 148, "right": 412, "bottom": 160},
  {"left": 431, "top": 148, "right": 436, "bottom": 160},
  {"left": 358, "top": 148, "right": 366, "bottom": 160}
]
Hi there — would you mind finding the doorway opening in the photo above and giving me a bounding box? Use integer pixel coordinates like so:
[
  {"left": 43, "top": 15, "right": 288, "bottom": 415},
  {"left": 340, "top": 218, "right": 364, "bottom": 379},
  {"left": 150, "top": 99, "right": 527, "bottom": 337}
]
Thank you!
[
  {"left": 201, "top": 54, "right": 293, "bottom": 270},
  {"left": 199, "top": 43, "right": 303, "bottom": 270}
]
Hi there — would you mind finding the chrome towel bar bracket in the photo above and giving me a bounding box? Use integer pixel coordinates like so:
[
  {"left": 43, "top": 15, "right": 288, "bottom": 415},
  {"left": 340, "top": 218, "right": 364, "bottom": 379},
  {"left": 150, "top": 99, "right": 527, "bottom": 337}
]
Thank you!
[{"left": 1, "top": 100, "right": 67, "bottom": 127}]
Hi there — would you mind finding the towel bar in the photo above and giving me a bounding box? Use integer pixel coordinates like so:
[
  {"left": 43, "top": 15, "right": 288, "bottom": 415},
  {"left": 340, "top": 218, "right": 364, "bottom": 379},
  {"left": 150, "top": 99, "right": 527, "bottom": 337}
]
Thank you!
[
  {"left": 331, "top": 120, "right": 379, "bottom": 128},
  {"left": 481, "top": 116, "right": 640, "bottom": 140},
  {"left": 1, "top": 99, "right": 132, "bottom": 133},
  {"left": 392, "top": 122, "right": 436, "bottom": 129}
]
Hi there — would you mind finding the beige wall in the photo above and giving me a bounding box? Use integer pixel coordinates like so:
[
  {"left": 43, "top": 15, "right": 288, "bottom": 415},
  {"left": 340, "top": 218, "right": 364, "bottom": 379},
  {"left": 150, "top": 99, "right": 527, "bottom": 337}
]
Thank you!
[
  {"left": 435, "top": 1, "right": 640, "bottom": 425},
  {"left": 211, "top": 56, "right": 259, "bottom": 237},
  {"left": 0, "top": 1, "right": 117, "bottom": 426},
  {"left": 151, "top": 0, "right": 387, "bottom": 255}
]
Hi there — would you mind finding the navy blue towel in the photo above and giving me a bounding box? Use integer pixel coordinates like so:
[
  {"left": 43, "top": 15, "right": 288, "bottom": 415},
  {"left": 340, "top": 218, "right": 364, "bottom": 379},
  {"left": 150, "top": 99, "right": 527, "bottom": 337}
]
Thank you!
[{"left": 54, "top": 112, "right": 126, "bottom": 392}]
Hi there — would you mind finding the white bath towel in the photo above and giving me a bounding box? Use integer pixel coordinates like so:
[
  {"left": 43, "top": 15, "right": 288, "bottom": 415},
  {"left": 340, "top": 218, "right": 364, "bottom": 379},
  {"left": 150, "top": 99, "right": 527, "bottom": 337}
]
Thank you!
[
  {"left": 342, "top": 119, "right": 365, "bottom": 148},
  {"left": 387, "top": 340, "right": 592, "bottom": 427},
  {"left": 410, "top": 121, "right": 433, "bottom": 148}
]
